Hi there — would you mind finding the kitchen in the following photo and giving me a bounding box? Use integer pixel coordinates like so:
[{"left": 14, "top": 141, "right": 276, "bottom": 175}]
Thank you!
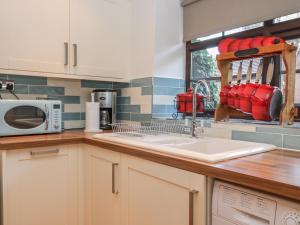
[{"left": 0, "top": 0, "right": 300, "bottom": 225}]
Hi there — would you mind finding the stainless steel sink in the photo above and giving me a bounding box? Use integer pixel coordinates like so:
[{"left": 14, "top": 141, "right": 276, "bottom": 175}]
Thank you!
[{"left": 93, "top": 133, "right": 275, "bottom": 163}]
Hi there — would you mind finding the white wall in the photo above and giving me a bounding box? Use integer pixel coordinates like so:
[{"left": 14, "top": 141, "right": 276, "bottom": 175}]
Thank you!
[
  {"left": 130, "top": 0, "right": 156, "bottom": 79},
  {"left": 154, "top": 0, "right": 185, "bottom": 79},
  {"left": 130, "top": 0, "right": 185, "bottom": 80}
]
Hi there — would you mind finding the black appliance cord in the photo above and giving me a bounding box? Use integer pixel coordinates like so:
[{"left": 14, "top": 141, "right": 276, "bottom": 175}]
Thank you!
[{"left": 9, "top": 90, "right": 19, "bottom": 100}]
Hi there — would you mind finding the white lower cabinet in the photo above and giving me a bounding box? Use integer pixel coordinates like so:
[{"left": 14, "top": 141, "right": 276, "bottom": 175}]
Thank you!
[
  {"left": 2, "top": 145, "right": 79, "bottom": 225},
  {"left": 81, "top": 145, "right": 121, "bottom": 225},
  {"left": 2, "top": 144, "right": 206, "bottom": 225},
  {"left": 120, "top": 155, "right": 207, "bottom": 225}
]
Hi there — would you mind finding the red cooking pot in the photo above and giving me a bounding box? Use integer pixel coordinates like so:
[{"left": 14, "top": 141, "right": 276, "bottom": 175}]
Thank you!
[
  {"left": 239, "top": 59, "right": 263, "bottom": 114},
  {"left": 220, "top": 85, "right": 232, "bottom": 105},
  {"left": 239, "top": 83, "right": 260, "bottom": 113},
  {"left": 176, "top": 89, "right": 205, "bottom": 114},
  {"left": 251, "top": 85, "right": 282, "bottom": 121},
  {"left": 250, "top": 36, "right": 265, "bottom": 48},
  {"left": 262, "top": 36, "right": 285, "bottom": 47},
  {"left": 227, "top": 85, "right": 239, "bottom": 108},
  {"left": 238, "top": 38, "right": 253, "bottom": 51},
  {"left": 218, "top": 38, "right": 236, "bottom": 53},
  {"left": 234, "top": 84, "right": 246, "bottom": 110},
  {"left": 228, "top": 39, "right": 242, "bottom": 52}
]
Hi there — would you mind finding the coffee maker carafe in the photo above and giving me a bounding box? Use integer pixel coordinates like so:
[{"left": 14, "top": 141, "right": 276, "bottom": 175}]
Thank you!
[{"left": 92, "top": 89, "right": 117, "bottom": 130}]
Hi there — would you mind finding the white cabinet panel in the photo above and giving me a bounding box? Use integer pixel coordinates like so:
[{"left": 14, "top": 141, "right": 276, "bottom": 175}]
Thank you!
[
  {"left": 70, "top": 0, "right": 131, "bottom": 79},
  {"left": 3, "top": 145, "right": 78, "bottom": 225},
  {"left": 0, "top": 0, "right": 69, "bottom": 74},
  {"left": 121, "top": 155, "right": 207, "bottom": 225},
  {"left": 81, "top": 145, "right": 121, "bottom": 225}
]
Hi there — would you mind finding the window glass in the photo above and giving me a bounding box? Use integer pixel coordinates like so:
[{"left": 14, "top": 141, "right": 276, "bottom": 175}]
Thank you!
[
  {"left": 192, "top": 32, "right": 222, "bottom": 43},
  {"left": 224, "top": 22, "right": 263, "bottom": 36},
  {"left": 191, "top": 47, "right": 219, "bottom": 80},
  {"left": 274, "top": 12, "right": 300, "bottom": 23},
  {"left": 191, "top": 47, "right": 220, "bottom": 109}
]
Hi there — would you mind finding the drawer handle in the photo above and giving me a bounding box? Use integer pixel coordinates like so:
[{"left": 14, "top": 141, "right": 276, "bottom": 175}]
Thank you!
[
  {"left": 30, "top": 149, "right": 60, "bottom": 156},
  {"left": 189, "top": 190, "right": 198, "bottom": 225},
  {"left": 112, "top": 163, "right": 119, "bottom": 195}
]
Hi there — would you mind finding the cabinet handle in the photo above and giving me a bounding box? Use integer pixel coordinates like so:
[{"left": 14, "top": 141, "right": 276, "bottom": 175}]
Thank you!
[
  {"left": 112, "top": 163, "right": 119, "bottom": 195},
  {"left": 64, "top": 42, "right": 69, "bottom": 66},
  {"left": 189, "top": 190, "right": 198, "bottom": 225},
  {"left": 30, "top": 149, "right": 60, "bottom": 156},
  {"left": 73, "top": 44, "right": 78, "bottom": 67}
]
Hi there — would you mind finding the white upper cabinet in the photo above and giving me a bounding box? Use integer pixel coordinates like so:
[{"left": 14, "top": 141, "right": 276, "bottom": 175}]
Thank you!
[
  {"left": 0, "top": 0, "right": 132, "bottom": 81},
  {"left": 70, "top": 0, "right": 131, "bottom": 80},
  {"left": 0, "top": 0, "right": 70, "bottom": 74}
]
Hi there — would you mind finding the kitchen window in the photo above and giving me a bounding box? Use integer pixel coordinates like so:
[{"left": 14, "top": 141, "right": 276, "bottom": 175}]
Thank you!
[
  {"left": 186, "top": 13, "right": 300, "bottom": 114},
  {"left": 274, "top": 12, "right": 300, "bottom": 23},
  {"left": 224, "top": 22, "right": 264, "bottom": 36}
]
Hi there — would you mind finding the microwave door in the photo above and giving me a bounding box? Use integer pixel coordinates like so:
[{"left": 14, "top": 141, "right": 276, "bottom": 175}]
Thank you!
[{"left": 4, "top": 105, "right": 47, "bottom": 130}]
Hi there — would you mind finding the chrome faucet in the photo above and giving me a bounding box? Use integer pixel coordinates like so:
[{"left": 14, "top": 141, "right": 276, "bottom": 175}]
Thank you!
[{"left": 191, "top": 80, "right": 211, "bottom": 137}]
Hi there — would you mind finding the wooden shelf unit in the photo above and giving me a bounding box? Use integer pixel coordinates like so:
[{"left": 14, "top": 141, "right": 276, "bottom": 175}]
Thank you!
[{"left": 214, "top": 43, "right": 297, "bottom": 125}]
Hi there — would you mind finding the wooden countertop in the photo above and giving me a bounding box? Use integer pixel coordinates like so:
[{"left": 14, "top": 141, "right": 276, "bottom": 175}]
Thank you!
[{"left": 1, "top": 130, "right": 300, "bottom": 202}]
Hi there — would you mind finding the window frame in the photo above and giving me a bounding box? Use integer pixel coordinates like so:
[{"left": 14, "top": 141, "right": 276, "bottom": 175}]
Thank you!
[{"left": 185, "top": 18, "right": 300, "bottom": 91}]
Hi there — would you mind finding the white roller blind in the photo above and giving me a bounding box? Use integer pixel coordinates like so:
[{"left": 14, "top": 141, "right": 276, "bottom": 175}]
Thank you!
[{"left": 183, "top": 0, "right": 300, "bottom": 41}]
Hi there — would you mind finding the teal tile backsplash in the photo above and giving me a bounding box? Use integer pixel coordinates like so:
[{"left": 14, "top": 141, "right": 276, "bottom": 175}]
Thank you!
[
  {"left": 1, "top": 73, "right": 300, "bottom": 151},
  {"left": 0, "top": 74, "right": 131, "bottom": 129},
  {"left": 29, "top": 86, "right": 65, "bottom": 95},
  {"left": 81, "top": 80, "right": 113, "bottom": 89},
  {"left": 8, "top": 75, "right": 47, "bottom": 85}
]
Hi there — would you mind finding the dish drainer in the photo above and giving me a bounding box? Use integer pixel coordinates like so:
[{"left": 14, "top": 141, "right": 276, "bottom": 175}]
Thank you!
[{"left": 111, "top": 120, "right": 192, "bottom": 137}]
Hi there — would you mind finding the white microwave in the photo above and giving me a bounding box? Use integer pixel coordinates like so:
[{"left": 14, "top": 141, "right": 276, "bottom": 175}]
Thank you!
[{"left": 0, "top": 100, "right": 62, "bottom": 136}]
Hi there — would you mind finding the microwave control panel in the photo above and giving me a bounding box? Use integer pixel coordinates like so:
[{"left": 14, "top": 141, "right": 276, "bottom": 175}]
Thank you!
[{"left": 52, "top": 104, "right": 62, "bottom": 130}]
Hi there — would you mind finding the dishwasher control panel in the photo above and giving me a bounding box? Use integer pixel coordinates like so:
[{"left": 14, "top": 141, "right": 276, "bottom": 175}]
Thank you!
[{"left": 212, "top": 181, "right": 300, "bottom": 225}]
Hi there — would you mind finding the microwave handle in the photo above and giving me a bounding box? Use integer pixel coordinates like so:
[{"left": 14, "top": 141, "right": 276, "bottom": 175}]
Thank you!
[{"left": 45, "top": 104, "right": 49, "bottom": 131}]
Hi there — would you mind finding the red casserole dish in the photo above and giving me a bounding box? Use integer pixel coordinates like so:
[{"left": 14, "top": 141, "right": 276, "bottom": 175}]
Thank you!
[
  {"left": 262, "top": 36, "right": 285, "bottom": 46},
  {"left": 250, "top": 36, "right": 264, "bottom": 48},
  {"left": 218, "top": 38, "right": 236, "bottom": 53},
  {"left": 176, "top": 89, "right": 205, "bottom": 114},
  {"left": 238, "top": 38, "right": 253, "bottom": 51},
  {"left": 228, "top": 39, "right": 242, "bottom": 52}
]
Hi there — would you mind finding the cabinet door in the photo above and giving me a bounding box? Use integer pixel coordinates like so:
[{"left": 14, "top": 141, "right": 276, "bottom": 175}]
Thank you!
[
  {"left": 70, "top": 0, "right": 131, "bottom": 79},
  {"left": 3, "top": 145, "right": 78, "bottom": 225},
  {"left": 0, "top": 0, "right": 69, "bottom": 74},
  {"left": 81, "top": 145, "right": 121, "bottom": 225},
  {"left": 121, "top": 155, "right": 207, "bottom": 225}
]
